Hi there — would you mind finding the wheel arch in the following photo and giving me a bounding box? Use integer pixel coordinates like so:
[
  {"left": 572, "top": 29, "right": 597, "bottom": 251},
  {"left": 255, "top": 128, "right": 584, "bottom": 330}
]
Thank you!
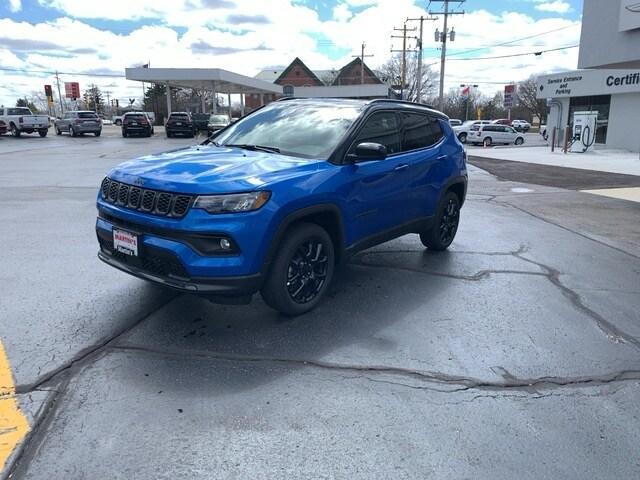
[
  {"left": 443, "top": 176, "right": 468, "bottom": 207},
  {"left": 262, "top": 204, "right": 346, "bottom": 274}
]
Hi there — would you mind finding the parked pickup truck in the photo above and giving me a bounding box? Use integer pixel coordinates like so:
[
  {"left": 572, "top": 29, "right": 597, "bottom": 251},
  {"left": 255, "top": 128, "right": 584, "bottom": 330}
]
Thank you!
[{"left": 0, "top": 107, "right": 50, "bottom": 137}]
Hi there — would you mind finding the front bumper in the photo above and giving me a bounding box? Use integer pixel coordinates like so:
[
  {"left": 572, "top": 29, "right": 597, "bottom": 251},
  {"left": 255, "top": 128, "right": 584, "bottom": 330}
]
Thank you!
[
  {"left": 95, "top": 202, "right": 273, "bottom": 296},
  {"left": 97, "top": 250, "right": 262, "bottom": 296}
]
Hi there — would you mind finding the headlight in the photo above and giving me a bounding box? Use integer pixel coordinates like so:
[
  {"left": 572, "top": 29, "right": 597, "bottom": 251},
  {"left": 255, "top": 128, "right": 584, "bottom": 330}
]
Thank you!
[{"left": 193, "top": 191, "right": 271, "bottom": 214}]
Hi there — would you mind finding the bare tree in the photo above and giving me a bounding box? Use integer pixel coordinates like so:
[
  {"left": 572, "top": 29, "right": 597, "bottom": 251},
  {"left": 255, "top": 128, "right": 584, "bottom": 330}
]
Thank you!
[
  {"left": 518, "top": 76, "right": 546, "bottom": 123},
  {"left": 377, "top": 53, "right": 437, "bottom": 103}
]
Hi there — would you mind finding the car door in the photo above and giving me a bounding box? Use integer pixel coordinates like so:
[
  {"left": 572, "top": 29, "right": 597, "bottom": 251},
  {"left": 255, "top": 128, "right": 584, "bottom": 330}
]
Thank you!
[
  {"left": 62, "top": 113, "right": 71, "bottom": 131},
  {"left": 504, "top": 126, "right": 517, "bottom": 143},
  {"left": 342, "top": 110, "right": 412, "bottom": 242},
  {"left": 398, "top": 112, "right": 445, "bottom": 220}
]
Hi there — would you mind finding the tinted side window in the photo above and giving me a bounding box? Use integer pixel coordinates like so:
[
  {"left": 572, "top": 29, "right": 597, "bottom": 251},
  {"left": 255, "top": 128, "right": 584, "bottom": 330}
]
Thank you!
[
  {"left": 351, "top": 111, "right": 401, "bottom": 155},
  {"left": 401, "top": 113, "right": 443, "bottom": 151},
  {"left": 484, "top": 125, "right": 495, "bottom": 132}
]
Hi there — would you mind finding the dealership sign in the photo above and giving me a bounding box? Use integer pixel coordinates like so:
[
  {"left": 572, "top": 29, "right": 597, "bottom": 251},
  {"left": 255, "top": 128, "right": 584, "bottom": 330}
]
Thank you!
[
  {"left": 620, "top": 0, "right": 640, "bottom": 32},
  {"left": 503, "top": 84, "right": 516, "bottom": 108},
  {"left": 537, "top": 69, "right": 640, "bottom": 99},
  {"left": 64, "top": 82, "right": 80, "bottom": 99}
]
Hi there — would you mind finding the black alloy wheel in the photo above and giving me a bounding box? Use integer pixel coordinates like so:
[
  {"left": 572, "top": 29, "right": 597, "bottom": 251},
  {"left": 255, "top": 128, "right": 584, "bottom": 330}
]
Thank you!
[
  {"left": 420, "top": 191, "right": 461, "bottom": 251},
  {"left": 286, "top": 240, "right": 330, "bottom": 304},
  {"left": 439, "top": 196, "right": 460, "bottom": 246},
  {"left": 261, "top": 222, "right": 335, "bottom": 316}
]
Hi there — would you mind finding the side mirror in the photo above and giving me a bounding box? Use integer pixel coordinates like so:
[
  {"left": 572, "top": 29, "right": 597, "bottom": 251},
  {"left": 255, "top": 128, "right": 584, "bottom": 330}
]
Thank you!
[{"left": 348, "top": 142, "right": 388, "bottom": 162}]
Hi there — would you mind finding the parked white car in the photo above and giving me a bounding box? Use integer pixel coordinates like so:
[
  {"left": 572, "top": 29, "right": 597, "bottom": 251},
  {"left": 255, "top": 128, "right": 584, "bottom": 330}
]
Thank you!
[
  {"left": 512, "top": 119, "right": 531, "bottom": 132},
  {"left": 0, "top": 107, "right": 50, "bottom": 137},
  {"left": 470, "top": 124, "right": 526, "bottom": 147},
  {"left": 449, "top": 118, "right": 462, "bottom": 127},
  {"left": 452, "top": 120, "right": 492, "bottom": 143}
]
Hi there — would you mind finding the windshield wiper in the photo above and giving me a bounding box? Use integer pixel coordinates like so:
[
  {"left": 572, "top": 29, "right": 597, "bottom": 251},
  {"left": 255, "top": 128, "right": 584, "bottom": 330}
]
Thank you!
[{"left": 225, "top": 144, "right": 281, "bottom": 154}]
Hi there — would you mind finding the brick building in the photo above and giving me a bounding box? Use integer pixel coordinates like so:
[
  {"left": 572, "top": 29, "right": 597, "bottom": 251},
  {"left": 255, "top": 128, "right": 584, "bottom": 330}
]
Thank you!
[{"left": 245, "top": 57, "right": 385, "bottom": 110}]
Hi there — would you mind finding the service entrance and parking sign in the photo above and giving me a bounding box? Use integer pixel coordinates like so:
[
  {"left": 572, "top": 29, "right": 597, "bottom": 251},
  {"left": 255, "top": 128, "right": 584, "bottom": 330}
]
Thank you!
[{"left": 503, "top": 84, "right": 516, "bottom": 109}]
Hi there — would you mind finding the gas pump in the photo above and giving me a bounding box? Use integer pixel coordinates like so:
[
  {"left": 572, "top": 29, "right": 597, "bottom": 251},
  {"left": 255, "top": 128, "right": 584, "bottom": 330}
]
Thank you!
[{"left": 570, "top": 111, "right": 598, "bottom": 153}]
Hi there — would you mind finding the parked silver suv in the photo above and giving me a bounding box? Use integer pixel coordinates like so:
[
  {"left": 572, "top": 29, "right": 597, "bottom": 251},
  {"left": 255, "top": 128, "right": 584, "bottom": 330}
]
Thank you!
[{"left": 55, "top": 111, "right": 102, "bottom": 137}]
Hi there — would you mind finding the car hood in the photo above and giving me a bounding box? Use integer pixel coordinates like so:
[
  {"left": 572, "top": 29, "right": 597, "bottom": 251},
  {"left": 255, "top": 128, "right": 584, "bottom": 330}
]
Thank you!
[{"left": 107, "top": 144, "right": 324, "bottom": 194}]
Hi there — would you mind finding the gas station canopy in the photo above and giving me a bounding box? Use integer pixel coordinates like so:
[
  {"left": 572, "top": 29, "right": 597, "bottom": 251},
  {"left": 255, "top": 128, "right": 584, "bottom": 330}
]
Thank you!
[{"left": 125, "top": 67, "right": 283, "bottom": 95}]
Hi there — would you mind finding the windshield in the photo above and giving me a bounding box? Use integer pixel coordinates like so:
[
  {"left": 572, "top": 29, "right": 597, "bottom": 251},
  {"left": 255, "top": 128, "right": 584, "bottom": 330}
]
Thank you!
[
  {"left": 209, "top": 115, "right": 229, "bottom": 124},
  {"left": 215, "top": 101, "right": 362, "bottom": 159}
]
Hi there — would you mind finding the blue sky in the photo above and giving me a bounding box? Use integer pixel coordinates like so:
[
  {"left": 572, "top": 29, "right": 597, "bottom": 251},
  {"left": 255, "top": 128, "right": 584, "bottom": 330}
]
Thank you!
[{"left": 0, "top": 0, "right": 583, "bottom": 106}]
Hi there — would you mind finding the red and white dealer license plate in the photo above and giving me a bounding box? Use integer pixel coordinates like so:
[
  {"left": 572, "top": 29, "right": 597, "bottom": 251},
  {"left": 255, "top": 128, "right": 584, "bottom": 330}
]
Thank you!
[{"left": 113, "top": 229, "right": 138, "bottom": 256}]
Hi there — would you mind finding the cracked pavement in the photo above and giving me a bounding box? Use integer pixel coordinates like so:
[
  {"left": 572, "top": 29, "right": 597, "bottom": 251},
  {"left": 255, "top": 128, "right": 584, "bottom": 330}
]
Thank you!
[{"left": 1, "top": 132, "right": 640, "bottom": 479}]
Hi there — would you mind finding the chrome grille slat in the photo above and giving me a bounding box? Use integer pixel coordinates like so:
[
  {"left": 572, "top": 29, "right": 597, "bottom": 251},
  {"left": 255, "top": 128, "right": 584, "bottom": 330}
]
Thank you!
[{"left": 99, "top": 178, "right": 192, "bottom": 218}]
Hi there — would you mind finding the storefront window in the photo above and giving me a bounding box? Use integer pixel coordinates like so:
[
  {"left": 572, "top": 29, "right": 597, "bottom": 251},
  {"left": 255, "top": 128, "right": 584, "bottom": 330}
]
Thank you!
[{"left": 568, "top": 95, "right": 611, "bottom": 144}]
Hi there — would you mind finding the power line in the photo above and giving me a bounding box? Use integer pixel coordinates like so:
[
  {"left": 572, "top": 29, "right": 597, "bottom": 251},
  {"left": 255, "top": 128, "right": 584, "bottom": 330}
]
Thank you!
[
  {"left": 445, "top": 23, "right": 579, "bottom": 58},
  {"left": 0, "top": 66, "right": 126, "bottom": 78},
  {"left": 447, "top": 44, "right": 579, "bottom": 61}
]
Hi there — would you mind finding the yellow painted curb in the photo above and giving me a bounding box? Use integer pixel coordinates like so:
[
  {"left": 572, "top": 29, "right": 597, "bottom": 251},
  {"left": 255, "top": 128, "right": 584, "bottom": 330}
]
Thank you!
[{"left": 0, "top": 341, "right": 30, "bottom": 472}]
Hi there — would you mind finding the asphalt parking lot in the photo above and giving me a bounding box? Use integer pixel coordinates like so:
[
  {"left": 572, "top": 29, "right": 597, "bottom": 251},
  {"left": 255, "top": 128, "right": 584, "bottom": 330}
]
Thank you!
[{"left": 1, "top": 126, "right": 640, "bottom": 479}]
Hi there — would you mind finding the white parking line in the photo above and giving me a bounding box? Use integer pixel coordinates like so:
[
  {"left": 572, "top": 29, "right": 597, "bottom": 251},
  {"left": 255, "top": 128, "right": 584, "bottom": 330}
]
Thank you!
[{"left": 581, "top": 187, "right": 640, "bottom": 203}]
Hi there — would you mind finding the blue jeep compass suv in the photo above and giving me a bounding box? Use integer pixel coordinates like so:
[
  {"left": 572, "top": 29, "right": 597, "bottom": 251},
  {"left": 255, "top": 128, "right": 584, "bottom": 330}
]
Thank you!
[{"left": 96, "top": 98, "right": 467, "bottom": 315}]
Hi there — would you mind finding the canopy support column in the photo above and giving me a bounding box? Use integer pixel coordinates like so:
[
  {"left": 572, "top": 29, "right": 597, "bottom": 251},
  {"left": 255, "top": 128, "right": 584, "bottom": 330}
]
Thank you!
[
  {"left": 165, "top": 83, "right": 172, "bottom": 116},
  {"left": 227, "top": 93, "right": 231, "bottom": 118},
  {"left": 240, "top": 94, "right": 245, "bottom": 117}
]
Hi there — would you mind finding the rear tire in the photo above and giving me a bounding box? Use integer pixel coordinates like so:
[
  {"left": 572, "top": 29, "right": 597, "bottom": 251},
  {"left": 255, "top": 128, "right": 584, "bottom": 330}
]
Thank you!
[
  {"left": 95, "top": 130, "right": 101, "bottom": 137},
  {"left": 458, "top": 132, "right": 467, "bottom": 143},
  {"left": 483, "top": 137, "right": 492, "bottom": 147},
  {"left": 420, "top": 191, "right": 461, "bottom": 251},
  {"left": 70, "top": 126, "right": 77, "bottom": 137},
  {"left": 56, "top": 127, "right": 62, "bottom": 135},
  {"left": 11, "top": 124, "right": 20, "bottom": 137},
  {"left": 261, "top": 223, "right": 335, "bottom": 316},
  {"left": 38, "top": 129, "right": 48, "bottom": 137},
  {"left": 122, "top": 130, "right": 127, "bottom": 138}
]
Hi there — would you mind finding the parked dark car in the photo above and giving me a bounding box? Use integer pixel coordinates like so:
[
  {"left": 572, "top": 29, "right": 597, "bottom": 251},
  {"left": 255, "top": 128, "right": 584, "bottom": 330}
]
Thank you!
[
  {"left": 0, "top": 120, "right": 7, "bottom": 135},
  {"left": 55, "top": 111, "right": 102, "bottom": 137},
  {"left": 122, "top": 112, "right": 153, "bottom": 138},
  {"left": 166, "top": 112, "right": 195, "bottom": 138},
  {"left": 491, "top": 118, "right": 511, "bottom": 126},
  {"left": 96, "top": 98, "right": 467, "bottom": 315},
  {"left": 191, "top": 113, "right": 210, "bottom": 132}
]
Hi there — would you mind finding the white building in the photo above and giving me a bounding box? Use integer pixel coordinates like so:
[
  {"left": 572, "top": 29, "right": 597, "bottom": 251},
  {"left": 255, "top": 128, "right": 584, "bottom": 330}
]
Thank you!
[{"left": 537, "top": 0, "right": 640, "bottom": 152}]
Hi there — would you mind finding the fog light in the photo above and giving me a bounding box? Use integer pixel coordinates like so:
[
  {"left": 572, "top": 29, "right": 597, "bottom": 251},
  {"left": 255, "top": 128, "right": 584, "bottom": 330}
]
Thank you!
[{"left": 219, "top": 238, "right": 231, "bottom": 250}]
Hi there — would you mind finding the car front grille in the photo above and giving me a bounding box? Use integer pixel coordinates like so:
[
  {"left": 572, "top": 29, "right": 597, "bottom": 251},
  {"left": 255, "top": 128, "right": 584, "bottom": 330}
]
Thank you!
[{"left": 100, "top": 177, "right": 193, "bottom": 218}]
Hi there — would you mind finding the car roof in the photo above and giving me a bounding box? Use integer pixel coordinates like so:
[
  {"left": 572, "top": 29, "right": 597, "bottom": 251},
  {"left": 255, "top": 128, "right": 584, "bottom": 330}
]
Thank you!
[
  {"left": 69, "top": 110, "right": 97, "bottom": 114},
  {"left": 275, "top": 97, "right": 448, "bottom": 120},
  {"left": 169, "top": 111, "right": 190, "bottom": 115}
]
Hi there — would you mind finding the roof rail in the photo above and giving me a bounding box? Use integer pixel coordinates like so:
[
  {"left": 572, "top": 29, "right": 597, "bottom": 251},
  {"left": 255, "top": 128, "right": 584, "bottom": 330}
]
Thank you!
[{"left": 369, "top": 98, "right": 438, "bottom": 110}]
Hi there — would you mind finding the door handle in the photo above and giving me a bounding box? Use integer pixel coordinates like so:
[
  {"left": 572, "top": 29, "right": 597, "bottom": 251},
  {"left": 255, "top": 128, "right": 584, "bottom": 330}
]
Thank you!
[{"left": 394, "top": 163, "right": 409, "bottom": 172}]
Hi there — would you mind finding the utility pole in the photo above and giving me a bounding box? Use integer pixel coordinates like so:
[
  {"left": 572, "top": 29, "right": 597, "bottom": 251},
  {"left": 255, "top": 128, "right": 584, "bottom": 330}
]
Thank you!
[
  {"left": 406, "top": 15, "right": 437, "bottom": 103},
  {"left": 54, "top": 71, "right": 64, "bottom": 115},
  {"left": 430, "top": 0, "right": 465, "bottom": 110},
  {"left": 352, "top": 42, "right": 374, "bottom": 84},
  {"left": 391, "top": 23, "right": 417, "bottom": 100}
]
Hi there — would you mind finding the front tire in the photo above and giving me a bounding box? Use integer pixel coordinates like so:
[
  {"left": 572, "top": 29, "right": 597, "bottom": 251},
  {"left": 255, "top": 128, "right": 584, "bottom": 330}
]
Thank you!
[
  {"left": 261, "top": 223, "right": 335, "bottom": 316},
  {"left": 483, "top": 137, "right": 492, "bottom": 147},
  {"left": 122, "top": 129, "right": 127, "bottom": 138},
  {"left": 515, "top": 137, "right": 524, "bottom": 145},
  {"left": 420, "top": 191, "right": 461, "bottom": 251},
  {"left": 11, "top": 124, "right": 20, "bottom": 137}
]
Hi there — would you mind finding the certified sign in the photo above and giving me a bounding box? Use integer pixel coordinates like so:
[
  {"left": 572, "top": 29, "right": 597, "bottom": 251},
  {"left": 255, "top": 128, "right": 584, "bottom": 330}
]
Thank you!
[{"left": 620, "top": 0, "right": 640, "bottom": 32}]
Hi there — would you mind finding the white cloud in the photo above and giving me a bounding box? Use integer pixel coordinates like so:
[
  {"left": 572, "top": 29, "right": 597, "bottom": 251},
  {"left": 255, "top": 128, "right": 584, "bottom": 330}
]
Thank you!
[
  {"left": 534, "top": 1, "right": 572, "bottom": 14},
  {"left": 333, "top": 3, "right": 353, "bottom": 22},
  {"left": 8, "top": 0, "right": 21, "bottom": 12},
  {"left": 0, "top": 1, "right": 581, "bottom": 107}
]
